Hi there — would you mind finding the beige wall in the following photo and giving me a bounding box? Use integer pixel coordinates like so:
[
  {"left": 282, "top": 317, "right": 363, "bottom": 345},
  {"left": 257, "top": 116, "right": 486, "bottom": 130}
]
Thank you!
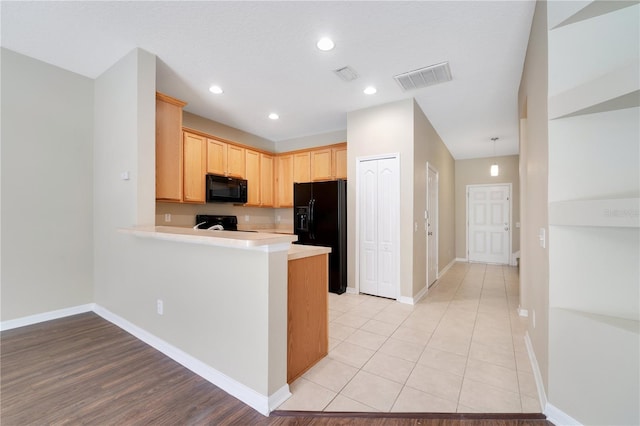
[
  {"left": 93, "top": 49, "right": 288, "bottom": 403},
  {"left": 347, "top": 99, "right": 415, "bottom": 297},
  {"left": 518, "top": 0, "right": 550, "bottom": 393},
  {"left": 454, "top": 155, "right": 520, "bottom": 260},
  {"left": 1, "top": 48, "right": 94, "bottom": 321},
  {"left": 347, "top": 99, "right": 456, "bottom": 300},
  {"left": 183, "top": 111, "right": 275, "bottom": 153},
  {"left": 274, "top": 130, "right": 347, "bottom": 153},
  {"left": 413, "top": 101, "right": 456, "bottom": 295}
]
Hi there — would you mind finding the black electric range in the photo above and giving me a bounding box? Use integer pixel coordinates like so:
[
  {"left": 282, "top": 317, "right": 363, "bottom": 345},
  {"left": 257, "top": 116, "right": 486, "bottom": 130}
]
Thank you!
[{"left": 194, "top": 215, "right": 238, "bottom": 231}]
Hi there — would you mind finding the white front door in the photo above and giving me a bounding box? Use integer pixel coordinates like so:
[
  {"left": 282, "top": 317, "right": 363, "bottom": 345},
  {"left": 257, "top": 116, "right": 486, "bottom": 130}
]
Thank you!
[
  {"left": 358, "top": 155, "right": 399, "bottom": 299},
  {"left": 427, "top": 165, "right": 438, "bottom": 287},
  {"left": 467, "top": 184, "right": 511, "bottom": 264}
]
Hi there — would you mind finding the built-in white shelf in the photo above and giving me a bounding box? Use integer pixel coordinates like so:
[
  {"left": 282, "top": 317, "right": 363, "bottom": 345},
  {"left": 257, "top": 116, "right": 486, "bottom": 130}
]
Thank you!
[
  {"left": 551, "top": 307, "right": 639, "bottom": 334},
  {"left": 548, "top": 60, "right": 639, "bottom": 120},
  {"left": 549, "top": 197, "right": 640, "bottom": 228}
]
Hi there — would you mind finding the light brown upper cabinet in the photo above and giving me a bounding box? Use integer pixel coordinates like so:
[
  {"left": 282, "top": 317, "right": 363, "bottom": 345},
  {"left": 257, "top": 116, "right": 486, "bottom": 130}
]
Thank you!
[
  {"left": 227, "top": 145, "right": 246, "bottom": 178},
  {"left": 304, "top": 143, "right": 348, "bottom": 182},
  {"left": 245, "top": 149, "right": 261, "bottom": 206},
  {"left": 293, "top": 152, "right": 311, "bottom": 183},
  {"left": 206, "top": 138, "right": 227, "bottom": 176},
  {"left": 182, "top": 131, "right": 206, "bottom": 203},
  {"left": 275, "top": 154, "right": 294, "bottom": 208},
  {"left": 310, "top": 148, "right": 333, "bottom": 181},
  {"left": 206, "top": 138, "right": 245, "bottom": 178},
  {"left": 333, "top": 145, "right": 347, "bottom": 179},
  {"left": 156, "top": 92, "right": 187, "bottom": 202},
  {"left": 260, "top": 153, "right": 274, "bottom": 207}
]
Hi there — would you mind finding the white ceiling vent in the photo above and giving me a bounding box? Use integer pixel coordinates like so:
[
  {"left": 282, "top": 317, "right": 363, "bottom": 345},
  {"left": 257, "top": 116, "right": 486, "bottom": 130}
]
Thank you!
[
  {"left": 393, "top": 62, "right": 452, "bottom": 91},
  {"left": 334, "top": 66, "right": 359, "bottom": 82}
]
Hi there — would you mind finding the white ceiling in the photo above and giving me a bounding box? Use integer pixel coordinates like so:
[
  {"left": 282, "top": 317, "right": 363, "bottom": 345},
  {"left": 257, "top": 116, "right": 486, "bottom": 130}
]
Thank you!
[{"left": 1, "top": 1, "right": 535, "bottom": 159}]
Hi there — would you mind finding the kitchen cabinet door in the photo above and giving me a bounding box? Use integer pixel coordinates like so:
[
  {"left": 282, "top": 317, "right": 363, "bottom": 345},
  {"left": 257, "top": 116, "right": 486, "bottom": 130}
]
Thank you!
[
  {"left": 245, "top": 149, "right": 260, "bottom": 206},
  {"left": 156, "top": 93, "right": 186, "bottom": 201},
  {"left": 276, "top": 154, "right": 294, "bottom": 207},
  {"left": 260, "top": 153, "right": 274, "bottom": 207},
  {"left": 311, "top": 148, "right": 332, "bottom": 181},
  {"left": 333, "top": 145, "right": 347, "bottom": 179},
  {"left": 227, "top": 145, "right": 246, "bottom": 178},
  {"left": 183, "top": 131, "right": 206, "bottom": 203},
  {"left": 293, "top": 151, "right": 311, "bottom": 183},
  {"left": 207, "top": 138, "right": 227, "bottom": 175}
]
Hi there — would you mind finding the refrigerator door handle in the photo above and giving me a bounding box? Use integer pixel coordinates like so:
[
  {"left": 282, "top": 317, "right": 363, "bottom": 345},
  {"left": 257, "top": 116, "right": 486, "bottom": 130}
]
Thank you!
[{"left": 308, "top": 198, "right": 316, "bottom": 239}]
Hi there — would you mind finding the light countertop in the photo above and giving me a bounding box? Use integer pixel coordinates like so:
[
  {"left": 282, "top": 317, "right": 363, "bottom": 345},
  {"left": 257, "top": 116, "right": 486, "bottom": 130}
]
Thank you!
[
  {"left": 287, "top": 244, "right": 331, "bottom": 260},
  {"left": 237, "top": 227, "right": 294, "bottom": 235},
  {"left": 120, "top": 226, "right": 297, "bottom": 249},
  {"left": 120, "top": 226, "right": 329, "bottom": 260}
]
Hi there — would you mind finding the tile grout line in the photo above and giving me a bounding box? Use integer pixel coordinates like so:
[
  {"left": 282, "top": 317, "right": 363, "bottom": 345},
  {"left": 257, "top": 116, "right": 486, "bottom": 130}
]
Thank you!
[
  {"left": 454, "top": 262, "right": 485, "bottom": 412},
  {"left": 296, "top": 262, "right": 528, "bottom": 414}
]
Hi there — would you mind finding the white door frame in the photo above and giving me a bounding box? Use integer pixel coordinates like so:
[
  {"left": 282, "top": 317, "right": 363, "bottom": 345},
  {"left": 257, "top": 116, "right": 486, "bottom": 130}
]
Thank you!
[
  {"left": 465, "top": 183, "right": 512, "bottom": 264},
  {"left": 355, "top": 153, "right": 401, "bottom": 299},
  {"left": 426, "top": 162, "right": 439, "bottom": 287}
]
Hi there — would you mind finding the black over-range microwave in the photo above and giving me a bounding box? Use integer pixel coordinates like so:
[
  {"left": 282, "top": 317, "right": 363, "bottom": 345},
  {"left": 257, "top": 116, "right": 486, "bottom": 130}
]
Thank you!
[{"left": 206, "top": 174, "right": 248, "bottom": 203}]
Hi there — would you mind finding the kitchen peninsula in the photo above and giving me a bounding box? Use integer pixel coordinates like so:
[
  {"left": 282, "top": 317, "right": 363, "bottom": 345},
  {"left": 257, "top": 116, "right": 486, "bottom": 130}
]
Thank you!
[{"left": 119, "top": 225, "right": 329, "bottom": 414}]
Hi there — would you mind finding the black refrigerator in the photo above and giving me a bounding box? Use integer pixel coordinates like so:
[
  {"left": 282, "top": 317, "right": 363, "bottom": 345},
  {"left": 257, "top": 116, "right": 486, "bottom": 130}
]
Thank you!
[{"left": 293, "top": 179, "right": 347, "bottom": 294}]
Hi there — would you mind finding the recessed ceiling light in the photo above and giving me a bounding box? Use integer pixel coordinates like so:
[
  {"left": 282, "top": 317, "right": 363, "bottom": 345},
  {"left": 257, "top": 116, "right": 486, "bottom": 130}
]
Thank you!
[
  {"left": 364, "top": 86, "right": 377, "bottom": 95},
  {"left": 209, "top": 85, "right": 223, "bottom": 94},
  {"left": 268, "top": 113, "right": 279, "bottom": 120},
  {"left": 316, "top": 37, "right": 335, "bottom": 51}
]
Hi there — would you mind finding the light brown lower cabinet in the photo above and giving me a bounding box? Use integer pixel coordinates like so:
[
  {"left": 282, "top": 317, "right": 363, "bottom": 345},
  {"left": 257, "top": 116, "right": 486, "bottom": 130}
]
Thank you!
[{"left": 287, "top": 254, "right": 328, "bottom": 383}]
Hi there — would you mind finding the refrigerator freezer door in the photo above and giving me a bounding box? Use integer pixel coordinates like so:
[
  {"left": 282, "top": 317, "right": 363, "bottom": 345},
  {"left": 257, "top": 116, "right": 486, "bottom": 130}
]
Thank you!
[{"left": 294, "top": 182, "right": 313, "bottom": 245}]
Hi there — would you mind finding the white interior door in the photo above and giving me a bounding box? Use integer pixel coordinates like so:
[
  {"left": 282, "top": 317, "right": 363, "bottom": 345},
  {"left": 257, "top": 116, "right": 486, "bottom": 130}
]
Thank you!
[
  {"left": 427, "top": 165, "right": 438, "bottom": 287},
  {"left": 358, "top": 156, "right": 399, "bottom": 299},
  {"left": 467, "top": 184, "right": 511, "bottom": 264}
]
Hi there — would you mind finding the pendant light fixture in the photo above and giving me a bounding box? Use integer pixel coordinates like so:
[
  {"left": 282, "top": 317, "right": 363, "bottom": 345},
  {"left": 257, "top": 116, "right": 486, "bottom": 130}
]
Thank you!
[{"left": 490, "top": 137, "right": 499, "bottom": 177}]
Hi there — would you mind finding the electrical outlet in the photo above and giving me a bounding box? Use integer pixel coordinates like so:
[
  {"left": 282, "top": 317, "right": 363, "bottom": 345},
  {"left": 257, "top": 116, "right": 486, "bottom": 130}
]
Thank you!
[
  {"left": 157, "top": 299, "right": 164, "bottom": 315},
  {"left": 276, "top": 215, "right": 281, "bottom": 223},
  {"left": 244, "top": 215, "right": 250, "bottom": 222},
  {"left": 165, "top": 214, "right": 171, "bottom": 223}
]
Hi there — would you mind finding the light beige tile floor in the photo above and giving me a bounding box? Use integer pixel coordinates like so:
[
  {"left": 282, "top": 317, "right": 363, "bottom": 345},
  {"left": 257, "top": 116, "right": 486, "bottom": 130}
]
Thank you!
[{"left": 277, "top": 262, "right": 541, "bottom": 413}]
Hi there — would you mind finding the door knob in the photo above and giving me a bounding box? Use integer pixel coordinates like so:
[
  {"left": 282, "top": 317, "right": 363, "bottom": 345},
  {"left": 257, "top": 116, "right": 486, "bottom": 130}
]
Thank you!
[
  {"left": 428, "top": 232, "right": 433, "bottom": 236},
  {"left": 504, "top": 227, "right": 509, "bottom": 231}
]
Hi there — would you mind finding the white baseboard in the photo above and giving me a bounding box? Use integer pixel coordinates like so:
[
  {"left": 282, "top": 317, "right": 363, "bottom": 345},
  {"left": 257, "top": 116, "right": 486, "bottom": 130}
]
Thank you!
[
  {"left": 524, "top": 332, "right": 547, "bottom": 410},
  {"left": 93, "top": 305, "right": 282, "bottom": 416},
  {"left": 345, "top": 287, "right": 357, "bottom": 295},
  {"left": 455, "top": 257, "right": 468, "bottom": 262},
  {"left": 0, "top": 303, "right": 95, "bottom": 331},
  {"left": 524, "top": 330, "right": 580, "bottom": 426},
  {"left": 518, "top": 306, "right": 529, "bottom": 317},
  {"left": 438, "top": 258, "right": 456, "bottom": 278},
  {"left": 268, "top": 384, "right": 292, "bottom": 411},
  {"left": 2, "top": 303, "right": 287, "bottom": 416},
  {"left": 544, "top": 402, "right": 582, "bottom": 426}
]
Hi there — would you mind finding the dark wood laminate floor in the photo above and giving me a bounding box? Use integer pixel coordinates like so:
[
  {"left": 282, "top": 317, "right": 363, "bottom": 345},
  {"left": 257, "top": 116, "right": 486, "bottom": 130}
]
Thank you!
[{"left": 1, "top": 313, "right": 552, "bottom": 425}]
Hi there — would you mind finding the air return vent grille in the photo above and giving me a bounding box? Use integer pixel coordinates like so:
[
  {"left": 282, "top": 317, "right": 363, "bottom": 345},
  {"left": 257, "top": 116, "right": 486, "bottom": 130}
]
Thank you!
[
  {"left": 334, "top": 66, "right": 359, "bottom": 82},
  {"left": 393, "top": 62, "right": 452, "bottom": 91}
]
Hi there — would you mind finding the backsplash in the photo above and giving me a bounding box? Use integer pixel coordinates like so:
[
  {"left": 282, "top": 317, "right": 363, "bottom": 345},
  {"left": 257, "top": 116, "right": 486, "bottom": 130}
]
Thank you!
[{"left": 156, "top": 202, "right": 293, "bottom": 229}]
